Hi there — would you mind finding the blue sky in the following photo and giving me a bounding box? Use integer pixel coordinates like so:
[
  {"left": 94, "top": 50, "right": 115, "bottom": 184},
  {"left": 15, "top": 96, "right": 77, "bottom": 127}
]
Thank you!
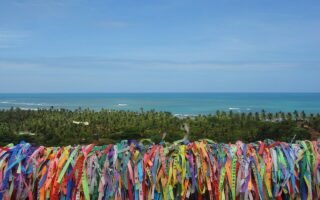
[{"left": 0, "top": 0, "right": 319, "bottom": 92}]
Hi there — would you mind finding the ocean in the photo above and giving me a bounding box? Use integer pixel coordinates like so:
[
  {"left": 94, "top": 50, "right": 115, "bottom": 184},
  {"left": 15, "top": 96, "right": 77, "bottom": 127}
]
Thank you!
[{"left": 0, "top": 93, "right": 319, "bottom": 115}]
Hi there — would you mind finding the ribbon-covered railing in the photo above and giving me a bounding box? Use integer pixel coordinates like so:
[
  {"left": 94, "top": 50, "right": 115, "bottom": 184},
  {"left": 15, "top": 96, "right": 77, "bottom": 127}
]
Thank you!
[{"left": 0, "top": 140, "right": 319, "bottom": 200}]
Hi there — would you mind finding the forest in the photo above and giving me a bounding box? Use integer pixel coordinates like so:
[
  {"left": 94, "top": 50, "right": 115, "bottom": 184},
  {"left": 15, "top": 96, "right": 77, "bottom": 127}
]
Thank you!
[{"left": 0, "top": 107, "right": 319, "bottom": 146}]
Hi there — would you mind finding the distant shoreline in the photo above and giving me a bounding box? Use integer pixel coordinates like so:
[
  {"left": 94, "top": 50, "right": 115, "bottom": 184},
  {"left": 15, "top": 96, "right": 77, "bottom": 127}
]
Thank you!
[{"left": 1, "top": 106, "right": 320, "bottom": 116}]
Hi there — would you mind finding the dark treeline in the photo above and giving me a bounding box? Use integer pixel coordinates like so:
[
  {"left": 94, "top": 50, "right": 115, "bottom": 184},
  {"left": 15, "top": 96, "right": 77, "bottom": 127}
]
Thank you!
[{"left": 0, "top": 108, "right": 319, "bottom": 146}]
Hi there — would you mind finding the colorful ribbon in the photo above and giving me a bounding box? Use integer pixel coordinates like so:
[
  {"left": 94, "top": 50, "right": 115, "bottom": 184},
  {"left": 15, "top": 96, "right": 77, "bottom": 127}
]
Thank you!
[{"left": 0, "top": 139, "right": 319, "bottom": 200}]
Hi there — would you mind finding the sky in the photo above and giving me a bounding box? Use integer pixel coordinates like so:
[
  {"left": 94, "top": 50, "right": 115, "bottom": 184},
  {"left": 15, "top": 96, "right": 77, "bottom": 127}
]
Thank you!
[{"left": 0, "top": 0, "right": 320, "bottom": 93}]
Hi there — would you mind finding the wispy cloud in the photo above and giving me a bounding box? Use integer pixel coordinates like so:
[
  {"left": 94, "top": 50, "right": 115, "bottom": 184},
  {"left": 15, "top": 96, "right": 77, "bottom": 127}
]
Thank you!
[
  {"left": 1, "top": 57, "right": 318, "bottom": 72},
  {"left": 96, "top": 20, "right": 129, "bottom": 28},
  {"left": 0, "top": 30, "right": 28, "bottom": 49},
  {"left": 0, "top": 60, "right": 42, "bottom": 70},
  {"left": 12, "top": 0, "right": 67, "bottom": 7}
]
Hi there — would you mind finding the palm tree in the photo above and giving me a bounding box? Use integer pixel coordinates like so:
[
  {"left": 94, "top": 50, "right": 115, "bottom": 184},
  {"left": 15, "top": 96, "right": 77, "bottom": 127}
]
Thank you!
[
  {"left": 275, "top": 112, "right": 280, "bottom": 121},
  {"left": 241, "top": 112, "right": 246, "bottom": 121},
  {"left": 280, "top": 112, "right": 286, "bottom": 121},
  {"left": 261, "top": 109, "right": 266, "bottom": 120},
  {"left": 228, "top": 111, "right": 234, "bottom": 119},
  {"left": 215, "top": 110, "right": 221, "bottom": 119},
  {"left": 247, "top": 112, "right": 253, "bottom": 121},
  {"left": 300, "top": 111, "right": 306, "bottom": 121},
  {"left": 293, "top": 110, "right": 299, "bottom": 121},
  {"left": 255, "top": 112, "right": 260, "bottom": 121},
  {"left": 267, "top": 113, "right": 273, "bottom": 121},
  {"left": 286, "top": 112, "right": 293, "bottom": 121}
]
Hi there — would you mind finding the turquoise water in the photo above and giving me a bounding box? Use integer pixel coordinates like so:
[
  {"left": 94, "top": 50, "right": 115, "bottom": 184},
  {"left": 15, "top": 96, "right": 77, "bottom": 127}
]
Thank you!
[{"left": 0, "top": 93, "right": 319, "bottom": 115}]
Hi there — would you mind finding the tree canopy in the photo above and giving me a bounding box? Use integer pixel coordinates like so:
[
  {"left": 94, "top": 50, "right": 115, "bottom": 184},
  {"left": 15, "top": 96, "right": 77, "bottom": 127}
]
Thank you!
[{"left": 0, "top": 108, "right": 318, "bottom": 146}]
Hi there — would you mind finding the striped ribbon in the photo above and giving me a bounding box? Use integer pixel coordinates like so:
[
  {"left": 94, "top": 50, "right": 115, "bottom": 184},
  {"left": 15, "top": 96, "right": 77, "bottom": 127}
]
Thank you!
[{"left": 0, "top": 139, "right": 319, "bottom": 200}]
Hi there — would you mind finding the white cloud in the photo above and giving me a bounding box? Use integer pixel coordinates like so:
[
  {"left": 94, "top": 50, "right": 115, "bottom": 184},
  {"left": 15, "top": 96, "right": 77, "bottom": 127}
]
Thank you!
[
  {"left": 0, "top": 57, "right": 318, "bottom": 72},
  {"left": 0, "top": 31, "right": 27, "bottom": 49}
]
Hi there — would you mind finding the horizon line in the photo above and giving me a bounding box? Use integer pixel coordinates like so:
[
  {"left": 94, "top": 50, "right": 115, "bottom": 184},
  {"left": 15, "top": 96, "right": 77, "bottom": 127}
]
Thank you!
[{"left": 1, "top": 91, "right": 320, "bottom": 94}]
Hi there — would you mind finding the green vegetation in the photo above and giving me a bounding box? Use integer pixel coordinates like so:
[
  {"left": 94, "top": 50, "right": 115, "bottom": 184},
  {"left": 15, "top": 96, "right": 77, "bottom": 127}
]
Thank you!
[{"left": 0, "top": 108, "right": 319, "bottom": 146}]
